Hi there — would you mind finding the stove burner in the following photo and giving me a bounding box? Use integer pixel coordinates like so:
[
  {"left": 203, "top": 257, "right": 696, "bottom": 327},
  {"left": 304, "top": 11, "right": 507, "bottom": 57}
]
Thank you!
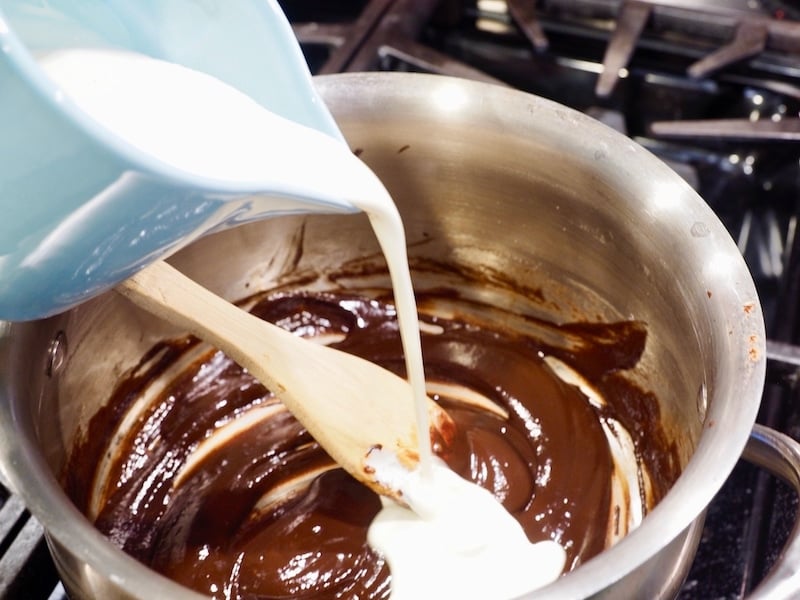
[
  {"left": 539, "top": 0, "right": 800, "bottom": 92},
  {"left": 0, "top": 472, "right": 63, "bottom": 598}
]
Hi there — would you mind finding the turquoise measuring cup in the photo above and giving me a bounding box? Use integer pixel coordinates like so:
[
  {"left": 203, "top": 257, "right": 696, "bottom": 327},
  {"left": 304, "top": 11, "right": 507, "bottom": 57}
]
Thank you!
[{"left": 0, "top": 0, "right": 359, "bottom": 321}]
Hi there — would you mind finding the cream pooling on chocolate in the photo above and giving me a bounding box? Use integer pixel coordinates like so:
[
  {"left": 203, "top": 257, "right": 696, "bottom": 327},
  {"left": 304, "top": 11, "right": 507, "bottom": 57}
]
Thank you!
[
  {"left": 367, "top": 455, "right": 565, "bottom": 600},
  {"left": 43, "top": 49, "right": 568, "bottom": 596}
]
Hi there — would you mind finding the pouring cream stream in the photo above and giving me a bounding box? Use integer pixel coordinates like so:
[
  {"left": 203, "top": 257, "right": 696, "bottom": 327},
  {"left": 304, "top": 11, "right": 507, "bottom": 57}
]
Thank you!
[{"left": 40, "top": 48, "right": 566, "bottom": 597}]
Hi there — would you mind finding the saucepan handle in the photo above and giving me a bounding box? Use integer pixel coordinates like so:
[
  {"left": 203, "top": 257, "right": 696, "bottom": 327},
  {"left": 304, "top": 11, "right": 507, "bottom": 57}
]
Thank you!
[{"left": 743, "top": 424, "right": 800, "bottom": 599}]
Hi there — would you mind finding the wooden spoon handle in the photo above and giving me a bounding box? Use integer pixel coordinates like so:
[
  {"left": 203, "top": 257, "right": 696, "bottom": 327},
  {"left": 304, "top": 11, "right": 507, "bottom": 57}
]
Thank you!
[
  {"left": 117, "top": 260, "right": 295, "bottom": 392},
  {"left": 116, "top": 260, "right": 444, "bottom": 499}
]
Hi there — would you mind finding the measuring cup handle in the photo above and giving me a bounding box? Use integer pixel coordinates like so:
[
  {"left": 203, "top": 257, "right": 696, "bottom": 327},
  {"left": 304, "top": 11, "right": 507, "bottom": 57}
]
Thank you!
[{"left": 743, "top": 424, "right": 800, "bottom": 599}]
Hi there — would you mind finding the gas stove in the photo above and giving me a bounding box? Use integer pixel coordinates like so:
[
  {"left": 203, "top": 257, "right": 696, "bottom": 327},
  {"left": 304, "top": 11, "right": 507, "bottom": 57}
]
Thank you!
[{"left": 2, "top": 1, "right": 799, "bottom": 598}]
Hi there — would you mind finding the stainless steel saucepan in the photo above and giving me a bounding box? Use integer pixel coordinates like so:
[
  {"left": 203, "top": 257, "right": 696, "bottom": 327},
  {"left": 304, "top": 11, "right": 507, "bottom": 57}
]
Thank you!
[{"left": 1, "top": 73, "right": 798, "bottom": 599}]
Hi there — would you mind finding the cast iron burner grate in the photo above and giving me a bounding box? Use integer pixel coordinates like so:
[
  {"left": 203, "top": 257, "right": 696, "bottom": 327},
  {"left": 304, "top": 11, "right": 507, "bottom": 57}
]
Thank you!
[
  {"left": 0, "top": 472, "right": 64, "bottom": 599},
  {"left": 3, "top": 1, "right": 800, "bottom": 598}
]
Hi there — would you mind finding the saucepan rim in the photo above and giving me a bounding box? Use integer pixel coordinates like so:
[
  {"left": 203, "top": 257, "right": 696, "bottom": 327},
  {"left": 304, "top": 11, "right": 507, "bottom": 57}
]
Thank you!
[{"left": 0, "top": 72, "right": 767, "bottom": 599}]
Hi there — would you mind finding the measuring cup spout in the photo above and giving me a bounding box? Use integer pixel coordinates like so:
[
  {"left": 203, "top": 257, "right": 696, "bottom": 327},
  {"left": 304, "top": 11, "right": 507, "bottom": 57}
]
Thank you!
[{"left": 0, "top": 0, "right": 359, "bottom": 321}]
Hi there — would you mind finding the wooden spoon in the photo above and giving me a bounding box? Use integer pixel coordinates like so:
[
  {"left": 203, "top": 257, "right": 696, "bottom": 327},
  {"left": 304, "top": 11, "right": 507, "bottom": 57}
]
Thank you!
[{"left": 116, "top": 260, "right": 453, "bottom": 501}]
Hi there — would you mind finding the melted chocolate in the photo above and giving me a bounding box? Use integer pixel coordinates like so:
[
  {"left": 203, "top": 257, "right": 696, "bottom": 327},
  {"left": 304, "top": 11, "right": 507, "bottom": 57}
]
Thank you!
[{"left": 63, "top": 289, "right": 678, "bottom": 599}]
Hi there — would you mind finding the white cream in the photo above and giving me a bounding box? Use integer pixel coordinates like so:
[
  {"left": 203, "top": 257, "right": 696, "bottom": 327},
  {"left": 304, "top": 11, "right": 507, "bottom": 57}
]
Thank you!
[
  {"left": 367, "top": 451, "right": 566, "bottom": 599},
  {"left": 41, "top": 49, "right": 336, "bottom": 184},
  {"left": 41, "top": 48, "right": 568, "bottom": 597}
]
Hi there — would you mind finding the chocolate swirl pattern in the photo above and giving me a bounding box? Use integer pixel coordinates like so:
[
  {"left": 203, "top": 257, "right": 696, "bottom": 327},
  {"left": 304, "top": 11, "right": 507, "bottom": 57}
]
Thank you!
[{"left": 63, "top": 288, "right": 678, "bottom": 599}]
